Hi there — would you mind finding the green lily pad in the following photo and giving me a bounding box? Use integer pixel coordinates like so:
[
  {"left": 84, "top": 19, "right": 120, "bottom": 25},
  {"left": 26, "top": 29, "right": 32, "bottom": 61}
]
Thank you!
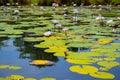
[
  {"left": 34, "top": 40, "right": 66, "bottom": 48},
  {"left": 24, "top": 37, "right": 43, "bottom": 42}
]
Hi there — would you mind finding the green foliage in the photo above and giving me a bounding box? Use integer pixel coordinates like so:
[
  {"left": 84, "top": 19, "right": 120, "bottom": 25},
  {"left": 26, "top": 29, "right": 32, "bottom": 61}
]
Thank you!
[{"left": 111, "top": 0, "right": 120, "bottom": 5}]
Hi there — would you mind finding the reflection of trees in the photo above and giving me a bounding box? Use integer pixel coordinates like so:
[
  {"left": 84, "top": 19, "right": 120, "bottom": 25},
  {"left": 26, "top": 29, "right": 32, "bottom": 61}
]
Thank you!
[
  {"left": 0, "top": 37, "right": 9, "bottom": 50},
  {"left": 13, "top": 38, "right": 58, "bottom": 62}
]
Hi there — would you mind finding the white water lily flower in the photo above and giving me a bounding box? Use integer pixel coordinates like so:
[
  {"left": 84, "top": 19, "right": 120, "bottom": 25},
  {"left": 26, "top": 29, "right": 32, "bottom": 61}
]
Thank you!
[
  {"left": 15, "top": 3, "right": 19, "bottom": 5},
  {"left": 62, "top": 27, "right": 69, "bottom": 31},
  {"left": 73, "top": 8, "right": 79, "bottom": 13},
  {"left": 44, "top": 31, "right": 52, "bottom": 36},
  {"left": 40, "top": 6, "right": 45, "bottom": 11},
  {"left": 63, "top": 7, "right": 67, "bottom": 10},
  {"left": 13, "top": 10, "right": 19, "bottom": 14},
  {"left": 52, "top": 19, "right": 59, "bottom": 24},
  {"left": 6, "top": 3, "right": 10, "bottom": 6},
  {"left": 107, "top": 20, "right": 113, "bottom": 24},
  {"left": 117, "top": 17, "right": 120, "bottom": 20},
  {"left": 55, "top": 23, "right": 62, "bottom": 27},
  {"left": 73, "top": 4, "right": 77, "bottom": 7},
  {"left": 96, "top": 16, "right": 105, "bottom": 20}
]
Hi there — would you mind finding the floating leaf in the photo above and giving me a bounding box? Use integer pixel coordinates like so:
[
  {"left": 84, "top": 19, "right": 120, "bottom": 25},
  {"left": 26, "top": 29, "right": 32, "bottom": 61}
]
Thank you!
[
  {"left": 44, "top": 45, "right": 68, "bottom": 53},
  {"left": 8, "top": 66, "right": 22, "bottom": 70},
  {"left": 66, "top": 59, "right": 95, "bottom": 64},
  {"left": 104, "top": 57, "right": 116, "bottom": 61},
  {"left": 97, "top": 38, "right": 113, "bottom": 45},
  {"left": 0, "top": 65, "right": 9, "bottom": 69},
  {"left": 97, "top": 61, "right": 119, "bottom": 71},
  {"left": 34, "top": 40, "right": 66, "bottom": 48},
  {"left": 54, "top": 52, "right": 66, "bottom": 57},
  {"left": 69, "top": 65, "right": 98, "bottom": 74},
  {"left": 0, "top": 78, "right": 6, "bottom": 80},
  {"left": 24, "top": 37, "right": 43, "bottom": 42},
  {"left": 30, "top": 60, "right": 54, "bottom": 65},
  {"left": 40, "top": 77, "right": 56, "bottom": 80},
  {"left": 25, "top": 78, "right": 37, "bottom": 80},
  {"left": 8, "top": 75, "right": 24, "bottom": 80},
  {"left": 90, "top": 72, "right": 115, "bottom": 79}
]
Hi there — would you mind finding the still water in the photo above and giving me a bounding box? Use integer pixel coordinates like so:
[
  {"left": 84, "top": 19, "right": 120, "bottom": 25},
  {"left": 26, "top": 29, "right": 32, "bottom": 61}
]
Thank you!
[{"left": 0, "top": 38, "right": 120, "bottom": 80}]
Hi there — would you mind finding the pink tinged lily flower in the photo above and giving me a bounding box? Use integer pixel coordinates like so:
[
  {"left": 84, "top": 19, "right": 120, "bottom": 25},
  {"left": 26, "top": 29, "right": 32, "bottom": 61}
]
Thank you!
[
  {"left": 96, "top": 14, "right": 105, "bottom": 20},
  {"left": 31, "top": 4, "right": 34, "bottom": 6},
  {"left": 98, "top": 8, "right": 102, "bottom": 11},
  {"left": 44, "top": 31, "right": 52, "bottom": 36}
]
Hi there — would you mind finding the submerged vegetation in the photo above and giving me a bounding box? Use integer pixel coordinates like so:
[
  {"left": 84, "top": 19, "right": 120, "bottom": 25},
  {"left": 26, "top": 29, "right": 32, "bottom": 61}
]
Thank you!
[{"left": 0, "top": 0, "right": 120, "bottom": 80}]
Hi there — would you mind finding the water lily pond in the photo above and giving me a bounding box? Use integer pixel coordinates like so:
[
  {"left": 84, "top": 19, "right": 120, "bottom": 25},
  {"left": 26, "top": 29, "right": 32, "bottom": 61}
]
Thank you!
[{"left": 0, "top": 5, "right": 120, "bottom": 80}]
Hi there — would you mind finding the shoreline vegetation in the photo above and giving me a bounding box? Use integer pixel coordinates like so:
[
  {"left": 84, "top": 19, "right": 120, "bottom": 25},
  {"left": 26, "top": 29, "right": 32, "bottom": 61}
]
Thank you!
[{"left": 0, "top": 0, "right": 120, "bottom": 6}]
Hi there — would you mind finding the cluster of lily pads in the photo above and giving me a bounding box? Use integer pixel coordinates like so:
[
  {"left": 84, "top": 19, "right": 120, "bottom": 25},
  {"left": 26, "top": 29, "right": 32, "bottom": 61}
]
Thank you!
[
  {"left": 0, "top": 4, "right": 120, "bottom": 80},
  {"left": 0, "top": 74, "right": 56, "bottom": 80}
]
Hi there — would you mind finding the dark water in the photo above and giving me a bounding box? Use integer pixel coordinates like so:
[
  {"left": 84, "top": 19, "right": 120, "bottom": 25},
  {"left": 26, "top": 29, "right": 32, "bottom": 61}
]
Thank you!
[{"left": 0, "top": 38, "right": 120, "bottom": 80}]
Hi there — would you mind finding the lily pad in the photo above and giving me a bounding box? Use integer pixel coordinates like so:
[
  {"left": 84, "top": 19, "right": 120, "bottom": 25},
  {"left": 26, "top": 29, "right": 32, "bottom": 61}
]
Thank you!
[
  {"left": 24, "top": 37, "right": 43, "bottom": 42},
  {"left": 90, "top": 72, "right": 115, "bottom": 79},
  {"left": 25, "top": 78, "right": 37, "bottom": 80},
  {"left": 44, "top": 45, "right": 68, "bottom": 53},
  {"left": 8, "top": 66, "right": 22, "bottom": 70},
  {"left": 0, "top": 65, "right": 9, "bottom": 69},
  {"left": 7, "top": 74, "right": 24, "bottom": 80},
  {"left": 69, "top": 65, "right": 98, "bottom": 74},
  {"left": 66, "top": 59, "right": 95, "bottom": 64},
  {"left": 97, "top": 61, "right": 120, "bottom": 71},
  {"left": 30, "top": 60, "right": 54, "bottom": 65},
  {"left": 40, "top": 78, "right": 56, "bottom": 80},
  {"left": 97, "top": 38, "right": 113, "bottom": 45}
]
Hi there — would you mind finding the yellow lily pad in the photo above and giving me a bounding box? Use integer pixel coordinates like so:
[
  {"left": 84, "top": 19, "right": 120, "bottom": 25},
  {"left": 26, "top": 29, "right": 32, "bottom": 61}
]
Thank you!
[
  {"left": 97, "top": 61, "right": 119, "bottom": 71},
  {"left": 8, "top": 74, "right": 24, "bottom": 80},
  {"left": 25, "top": 78, "right": 37, "bottom": 80},
  {"left": 97, "top": 38, "right": 113, "bottom": 44},
  {"left": 90, "top": 72, "right": 115, "bottom": 79},
  {"left": 66, "top": 59, "right": 95, "bottom": 64},
  {"left": 8, "top": 66, "right": 22, "bottom": 70},
  {"left": 0, "top": 65, "right": 9, "bottom": 69},
  {"left": 104, "top": 57, "right": 116, "bottom": 61},
  {"left": 40, "top": 77, "right": 56, "bottom": 80},
  {"left": 69, "top": 65, "right": 98, "bottom": 74},
  {"left": 30, "top": 60, "right": 54, "bottom": 65},
  {"left": 44, "top": 45, "right": 68, "bottom": 53}
]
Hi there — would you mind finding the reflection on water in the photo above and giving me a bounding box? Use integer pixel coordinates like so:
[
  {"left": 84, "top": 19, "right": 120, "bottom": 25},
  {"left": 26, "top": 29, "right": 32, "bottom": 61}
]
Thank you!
[
  {"left": 68, "top": 47, "right": 91, "bottom": 52},
  {"left": 0, "top": 38, "right": 120, "bottom": 80},
  {"left": 13, "top": 38, "right": 59, "bottom": 66}
]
